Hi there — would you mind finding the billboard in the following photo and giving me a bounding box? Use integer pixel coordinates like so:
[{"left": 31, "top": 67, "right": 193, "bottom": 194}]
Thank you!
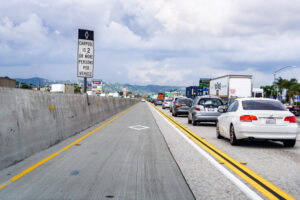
[
  {"left": 199, "top": 78, "right": 210, "bottom": 87},
  {"left": 91, "top": 79, "right": 102, "bottom": 94}
]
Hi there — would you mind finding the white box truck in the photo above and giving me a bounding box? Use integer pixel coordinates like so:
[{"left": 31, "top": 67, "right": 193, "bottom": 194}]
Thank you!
[
  {"left": 209, "top": 75, "right": 252, "bottom": 101},
  {"left": 50, "top": 84, "right": 74, "bottom": 94}
]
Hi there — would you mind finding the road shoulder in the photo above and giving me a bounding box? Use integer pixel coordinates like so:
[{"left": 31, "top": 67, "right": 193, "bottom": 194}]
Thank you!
[{"left": 148, "top": 103, "right": 249, "bottom": 200}]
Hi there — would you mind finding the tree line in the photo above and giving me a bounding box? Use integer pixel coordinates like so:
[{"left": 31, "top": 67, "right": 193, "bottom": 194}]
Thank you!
[{"left": 260, "top": 77, "right": 300, "bottom": 104}]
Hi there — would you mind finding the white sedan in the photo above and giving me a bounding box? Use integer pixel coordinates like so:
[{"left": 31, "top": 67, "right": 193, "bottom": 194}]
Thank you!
[{"left": 216, "top": 98, "right": 298, "bottom": 147}]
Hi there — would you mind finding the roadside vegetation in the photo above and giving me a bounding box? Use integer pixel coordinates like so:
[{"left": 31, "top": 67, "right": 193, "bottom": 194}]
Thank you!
[{"left": 261, "top": 77, "right": 300, "bottom": 104}]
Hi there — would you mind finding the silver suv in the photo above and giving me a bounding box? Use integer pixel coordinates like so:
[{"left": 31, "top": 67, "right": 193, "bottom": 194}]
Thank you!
[
  {"left": 172, "top": 98, "right": 193, "bottom": 117},
  {"left": 169, "top": 96, "right": 184, "bottom": 112},
  {"left": 188, "top": 95, "right": 224, "bottom": 126}
]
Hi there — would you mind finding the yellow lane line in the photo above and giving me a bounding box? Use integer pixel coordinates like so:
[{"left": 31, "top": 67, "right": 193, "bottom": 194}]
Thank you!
[
  {"left": 0, "top": 184, "right": 7, "bottom": 189},
  {"left": 150, "top": 103, "right": 294, "bottom": 200},
  {"left": 0, "top": 104, "right": 137, "bottom": 189}
]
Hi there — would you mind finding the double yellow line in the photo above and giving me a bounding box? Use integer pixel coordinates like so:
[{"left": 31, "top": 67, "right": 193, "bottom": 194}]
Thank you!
[
  {"left": 0, "top": 104, "right": 136, "bottom": 190},
  {"left": 150, "top": 103, "right": 294, "bottom": 200}
]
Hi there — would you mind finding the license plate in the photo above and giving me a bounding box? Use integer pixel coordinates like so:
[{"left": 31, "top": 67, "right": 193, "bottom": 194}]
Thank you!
[
  {"left": 266, "top": 118, "right": 276, "bottom": 124},
  {"left": 207, "top": 108, "right": 214, "bottom": 112}
]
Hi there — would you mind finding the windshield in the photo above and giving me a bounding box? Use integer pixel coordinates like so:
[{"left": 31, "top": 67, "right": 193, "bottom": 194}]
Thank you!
[
  {"left": 242, "top": 100, "right": 286, "bottom": 110},
  {"left": 198, "top": 98, "right": 223, "bottom": 106},
  {"left": 178, "top": 98, "right": 193, "bottom": 105}
]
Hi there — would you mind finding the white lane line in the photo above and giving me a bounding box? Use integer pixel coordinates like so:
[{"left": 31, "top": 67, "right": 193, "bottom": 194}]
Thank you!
[{"left": 149, "top": 104, "right": 263, "bottom": 200}]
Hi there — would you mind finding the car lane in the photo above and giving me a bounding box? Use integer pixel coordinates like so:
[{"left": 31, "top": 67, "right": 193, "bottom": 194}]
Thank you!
[{"left": 156, "top": 104, "right": 300, "bottom": 199}]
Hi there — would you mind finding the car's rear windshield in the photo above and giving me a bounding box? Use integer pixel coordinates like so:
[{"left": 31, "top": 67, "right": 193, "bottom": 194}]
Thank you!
[
  {"left": 242, "top": 100, "right": 286, "bottom": 110},
  {"left": 178, "top": 99, "right": 192, "bottom": 105},
  {"left": 198, "top": 98, "right": 223, "bottom": 106},
  {"left": 165, "top": 99, "right": 172, "bottom": 102}
]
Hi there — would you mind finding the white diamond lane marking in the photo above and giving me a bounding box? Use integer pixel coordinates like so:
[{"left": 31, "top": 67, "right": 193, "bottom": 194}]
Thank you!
[{"left": 128, "top": 125, "right": 149, "bottom": 131}]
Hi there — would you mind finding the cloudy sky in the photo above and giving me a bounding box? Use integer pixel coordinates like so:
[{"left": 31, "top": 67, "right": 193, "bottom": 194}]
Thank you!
[{"left": 1, "top": 0, "right": 300, "bottom": 87}]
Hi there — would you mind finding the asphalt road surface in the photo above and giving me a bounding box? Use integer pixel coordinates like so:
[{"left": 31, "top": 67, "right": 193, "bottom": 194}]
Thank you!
[
  {"left": 0, "top": 103, "right": 195, "bottom": 200},
  {"left": 155, "top": 103, "right": 300, "bottom": 199},
  {"left": 1, "top": 101, "right": 299, "bottom": 200}
]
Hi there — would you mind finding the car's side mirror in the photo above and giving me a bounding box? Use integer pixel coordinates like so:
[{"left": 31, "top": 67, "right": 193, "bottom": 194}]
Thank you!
[
  {"left": 218, "top": 106, "right": 226, "bottom": 113},
  {"left": 218, "top": 108, "right": 225, "bottom": 113}
]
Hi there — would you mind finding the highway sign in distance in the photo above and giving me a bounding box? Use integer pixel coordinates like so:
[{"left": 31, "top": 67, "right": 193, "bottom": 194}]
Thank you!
[{"left": 77, "top": 29, "right": 94, "bottom": 78}]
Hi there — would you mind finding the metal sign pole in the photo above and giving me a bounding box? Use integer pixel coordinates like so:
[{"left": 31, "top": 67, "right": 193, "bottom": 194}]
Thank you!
[{"left": 84, "top": 77, "right": 87, "bottom": 93}]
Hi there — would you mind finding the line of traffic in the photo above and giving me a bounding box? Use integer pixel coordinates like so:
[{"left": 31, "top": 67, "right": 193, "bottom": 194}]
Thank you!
[
  {"left": 149, "top": 102, "right": 263, "bottom": 200},
  {"left": 149, "top": 103, "right": 294, "bottom": 200}
]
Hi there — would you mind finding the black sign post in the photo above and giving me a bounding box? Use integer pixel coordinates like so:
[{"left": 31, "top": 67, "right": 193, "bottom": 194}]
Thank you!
[{"left": 77, "top": 29, "right": 94, "bottom": 93}]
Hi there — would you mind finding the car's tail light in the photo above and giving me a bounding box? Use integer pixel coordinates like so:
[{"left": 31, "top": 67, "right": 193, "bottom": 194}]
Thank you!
[
  {"left": 176, "top": 104, "right": 182, "bottom": 107},
  {"left": 195, "top": 107, "right": 201, "bottom": 111},
  {"left": 240, "top": 115, "right": 258, "bottom": 122},
  {"left": 284, "top": 116, "right": 297, "bottom": 123},
  {"left": 164, "top": 102, "right": 167, "bottom": 104}
]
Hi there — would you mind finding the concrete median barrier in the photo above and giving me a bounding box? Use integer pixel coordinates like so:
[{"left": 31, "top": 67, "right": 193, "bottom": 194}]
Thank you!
[{"left": 0, "top": 87, "right": 138, "bottom": 170}]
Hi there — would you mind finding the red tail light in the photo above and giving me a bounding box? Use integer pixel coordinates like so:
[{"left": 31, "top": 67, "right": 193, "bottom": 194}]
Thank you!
[
  {"left": 195, "top": 107, "right": 201, "bottom": 111},
  {"left": 240, "top": 115, "right": 258, "bottom": 122},
  {"left": 164, "top": 102, "right": 167, "bottom": 104},
  {"left": 176, "top": 104, "right": 182, "bottom": 107},
  {"left": 284, "top": 116, "right": 297, "bottom": 123}
]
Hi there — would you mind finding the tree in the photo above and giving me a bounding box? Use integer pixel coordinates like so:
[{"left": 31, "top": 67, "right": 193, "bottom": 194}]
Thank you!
[
  {"left": 45, "top": 85, "right": 51, "bottom": 92},
  {"left": 21, "top": 83, "right": 32, "bottom": 89},
  {"left": 274, "top": 77, "right": 289, "bottom": 97},
  {"left": 260, "top": 85, "right": 274, "bottom": 98},
  {"left": 74, "top": 85, "right": 82, "bottom": 93},
  {"left": 285, "top": 78, "right": 300, "bottom": 104}
]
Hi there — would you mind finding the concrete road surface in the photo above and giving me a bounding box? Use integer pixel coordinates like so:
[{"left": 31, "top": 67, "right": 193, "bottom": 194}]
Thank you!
[{"left": 0, "top": 103, "right": 195, "bottom": 200}]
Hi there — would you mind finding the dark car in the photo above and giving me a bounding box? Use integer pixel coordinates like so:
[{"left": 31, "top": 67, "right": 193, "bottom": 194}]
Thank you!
[
  {"left": 172, "top": 98, "right": 193, "bottom": 117},
  {"left": 188, "top": 95, "right": 224, "bottom": 125},
  {"left": 154, "top": 99, "right": 163, "bottom": 106},
  {"left": 286, "top": 105, "right": 300, "bottom": 116}
]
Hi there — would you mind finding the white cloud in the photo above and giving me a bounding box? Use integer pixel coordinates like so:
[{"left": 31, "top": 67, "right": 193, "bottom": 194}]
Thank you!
[
  {"left": 0, "top": 14, "right": 48, "bottom": 44},
  {"left": 1, "top": 0, "right": 300, "bottom": 87}
]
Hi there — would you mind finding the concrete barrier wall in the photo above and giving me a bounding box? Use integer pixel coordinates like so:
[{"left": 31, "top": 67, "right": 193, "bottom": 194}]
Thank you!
[{"left": 0, "top": 87, "right": 138, "bottom": 170}]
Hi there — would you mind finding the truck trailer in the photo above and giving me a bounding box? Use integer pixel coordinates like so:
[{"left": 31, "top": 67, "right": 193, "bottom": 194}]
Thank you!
[
  {"left": 186, "top": 86, "right": 201, "bottom": 99},
  {"left": 209, "top": 75, "right": 252, "bottom": 102}
]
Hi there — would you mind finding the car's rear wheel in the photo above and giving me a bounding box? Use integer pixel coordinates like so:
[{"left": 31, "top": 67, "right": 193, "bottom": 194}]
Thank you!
[
  {"left": 283, "top": 140, "right": 296, "bottom": 147},
  {"left": 229, "top": 125, "right": 239, "bottom": 146},
  {"left": 188, "top": 117, "right": 192, "bottom": 124},
  {"left": 216, "top": 122, "right": 223, "bottom": 139},
  {"left": 174, "top": 113, "right": 177, "bottom": 117},
  {"left": 192, "top": 119, "right": 197, "bottom": 126}
]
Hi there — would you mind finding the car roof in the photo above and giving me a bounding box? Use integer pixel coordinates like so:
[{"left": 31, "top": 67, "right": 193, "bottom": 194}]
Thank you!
[
  {"left": 196, "top": 95, "right": 221, "bottom": 99},
  {"left": 177, "top": 97, "right": 192, "bottom": 100},
  {"left": 173, "top": 96, "right": 184, "bottom": 99},
  {"left": 236, "top": 97, "right": 280, "bottom": 102}
]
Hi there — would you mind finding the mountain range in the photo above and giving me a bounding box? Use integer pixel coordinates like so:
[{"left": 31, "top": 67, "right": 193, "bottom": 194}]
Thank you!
[{"left": 15, "top": 77, "right": 186, "bottom": 95}]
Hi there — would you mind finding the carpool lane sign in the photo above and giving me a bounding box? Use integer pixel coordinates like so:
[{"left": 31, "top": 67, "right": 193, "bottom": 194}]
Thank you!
[{"left": 77, "top": 29, "right": 94, "bottom": 78}]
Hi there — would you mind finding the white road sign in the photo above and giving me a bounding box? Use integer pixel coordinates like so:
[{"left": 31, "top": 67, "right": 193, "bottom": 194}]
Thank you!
[{"left": 77, "top": 29, "right": 94, "bottom": 78}]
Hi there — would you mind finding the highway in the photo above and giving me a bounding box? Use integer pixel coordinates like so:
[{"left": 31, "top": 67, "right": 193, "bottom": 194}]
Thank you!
[
  {"left": 0, "top": 103, "right": 194, "bottom": 200},
  {"left": 0, "top": 102, "right": 299, "bottom": 199},
  {"left": 153, "top": 103, "right": 300, "bottom": 200}
]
